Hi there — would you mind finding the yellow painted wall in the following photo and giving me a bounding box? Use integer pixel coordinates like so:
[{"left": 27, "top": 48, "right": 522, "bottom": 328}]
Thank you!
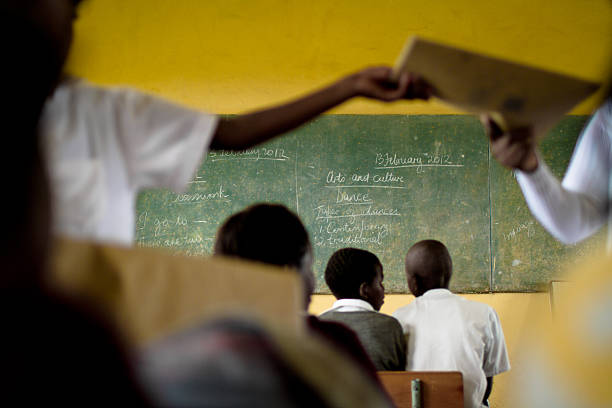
[
  {"left": 67, "top": 2, "right": 612, "bottom": 407},
  {"left": 69, "top": 0, "right": 612, "bottom": 115}
]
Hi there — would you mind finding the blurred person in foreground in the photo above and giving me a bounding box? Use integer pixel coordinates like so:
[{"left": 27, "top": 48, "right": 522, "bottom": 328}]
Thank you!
[
  {"left": 43, "top": 0, "right": 432, "bottom": 246},
  {"left": 483, "top": 95, "right": 612, "bottom": 249},
  {"left": 517, "top": 254, "right": 612, "bottom": 408},
  {"left": 0, "top": 2, "right": 150, "bottom": 404}
]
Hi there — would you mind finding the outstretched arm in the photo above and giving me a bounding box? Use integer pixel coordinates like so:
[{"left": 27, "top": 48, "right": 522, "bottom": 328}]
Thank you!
[
  {"left": 211, "top": 66, "right": 432, "bottom": 150},
  {"left": 482, "top": 107, "right": 610, "bottom": 245}
]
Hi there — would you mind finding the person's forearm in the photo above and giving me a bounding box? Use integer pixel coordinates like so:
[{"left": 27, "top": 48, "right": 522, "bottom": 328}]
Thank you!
[
  {"left": 211, "top": 75, "right": 359, "bottom": 150},
  {"left": 517, "top": 162, "right": 607, "bottom": 244}
]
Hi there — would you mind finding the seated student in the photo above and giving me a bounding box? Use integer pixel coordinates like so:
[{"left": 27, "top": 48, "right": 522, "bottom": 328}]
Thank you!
[
  {"left": 213, "top": 204, "right": 387, "bottom": 389},
  {"left": 392, "top": 240, "right": 510, "bottom": 408},
  {"left": 319, "top": 248, "right": 406, "bottom": 371}
]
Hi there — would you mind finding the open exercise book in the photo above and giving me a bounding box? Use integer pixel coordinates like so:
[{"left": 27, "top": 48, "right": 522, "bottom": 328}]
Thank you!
[{"left": 394, "top": 36, "right": 600, "bottom": 139}]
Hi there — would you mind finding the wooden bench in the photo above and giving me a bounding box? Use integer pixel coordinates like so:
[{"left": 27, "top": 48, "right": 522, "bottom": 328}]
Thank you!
[{"left": 378, "top": 371, "right": 464, "bottom": 408}]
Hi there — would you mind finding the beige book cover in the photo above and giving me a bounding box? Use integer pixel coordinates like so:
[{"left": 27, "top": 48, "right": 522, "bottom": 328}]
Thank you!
[
  {"left": 394, "top": 36, "right": 600, "bottom": 139},
  {"left": 50, "top": 239, "right": 304, "bottom": 344}
]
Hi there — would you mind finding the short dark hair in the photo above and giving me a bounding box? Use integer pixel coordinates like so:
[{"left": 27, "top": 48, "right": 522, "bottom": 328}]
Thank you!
[
  {"left": 214, "top": 204, "right": 313, "bottom": 307},
  {"left": 404, "top": 240, "right": 452, "bottom": 296},
  {"left": 214, "top": 203, "right": 312, "bottom": 276},
  {"left": 324, "top": 248, "right": 381, "bottom": 299}
]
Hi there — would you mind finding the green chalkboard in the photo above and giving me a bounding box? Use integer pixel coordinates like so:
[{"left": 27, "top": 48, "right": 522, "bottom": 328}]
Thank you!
[{"left": 135, "top": 115, "right": 604, "bottom": 293}]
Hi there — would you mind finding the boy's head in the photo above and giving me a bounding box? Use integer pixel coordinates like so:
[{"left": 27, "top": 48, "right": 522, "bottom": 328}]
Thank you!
[
  {"left": 214, "top": 203, "right": 314, "bottom": 309},
  {"left": 404, "top": 240, "right": 452, "bottom": 297},
  {"left": 325, "top": 248, "right": 385, "bottom": 311}
]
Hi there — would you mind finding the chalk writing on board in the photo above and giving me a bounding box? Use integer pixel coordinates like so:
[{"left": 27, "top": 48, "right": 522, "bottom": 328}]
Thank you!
[
  {"left": 310, "top": 150, "right": 464, "bottom": 250},
  {"left": 136, "top": 211, "right": 148, "bottom": 230},
  {"left": 374, "top": 152, "right": 465, "bottom": 173},
  {"left": 313, "top": 220, "right": 390, "bottom": 247},
  {"left": 503, "top": 221, "right": 535, "bottom": 241},
  {"left": 154, "top": 216, "right": 186, "bottom": 236},
  {"left": 327, "top": 170, "right": 406, "bottom": 185},
  {"left": 375, "top": 152, "right": 423, "bottom": 167},
  {"left": 314, "top": 204, "right": 401, "bottom": 220},
  {"left": 325, "top": 185, "right": 407, "bottom": 189},
  {"left": 172, "top": 185, "right": 230, "bottom": 204},
  {"left": 335, "top": 190, "right": 372, "bottom": 204},
  {"left": 208, "top": 147, "right": 290, "bottom": 162},
  {"left": 137, "top": 233, "right": 212, "bottom": 256},
  {"left": 309, "top": 147, "right": 467, "bottom": 252}
]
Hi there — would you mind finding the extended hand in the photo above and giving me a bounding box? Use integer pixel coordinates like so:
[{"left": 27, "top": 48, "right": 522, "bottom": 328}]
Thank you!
[
  {"left": 212, "top": 66, "right": 433, "bottom": 150},
  {"left": 481, "top": 115, "right": 539, "bottom": 173},
  {"left": 350, "top": 66, "right": 433, "bottom": 102}
]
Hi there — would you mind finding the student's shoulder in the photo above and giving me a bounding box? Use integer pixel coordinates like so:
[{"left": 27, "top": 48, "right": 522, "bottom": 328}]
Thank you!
[
  {"left": 55, "top": 77, "right": 104, "bottom": 93},
  {"left": 463, "top": 296, "right": 496, "bottom": 311},
  {"left": 320, "top": 310, "right": 390, "bottom": 323},
  {"left": 391, "top": 302, "right": 418, "bottom": 321},
  {"left": 318, "top": 310, "right": 342, "bottom": 321},
  {"left": 595, "top": 98, "right": 612, "bottom": 134},
  {"left": 599, "top": 97, "right": 612, "bottom": 116},
  {"left": 46, "top": 79, "right": 115, "bottom": 116},
  {"left": 459, "top": 296, "right": 500, "bottom": 320},
  {"left": 53, "top": 77, "right": 146, "bottom": 103},
  {"left": 308, "top": 315, "right": 347, "bottom": 331},
  {"left": 372, "top": 311, "right": 403, "bottom": 326},
  {"left": 338, "top": 310, "right": 405, "bottom": 330},
  {"left": 374, "top": 313, "right": 404, "bottom": 334}
]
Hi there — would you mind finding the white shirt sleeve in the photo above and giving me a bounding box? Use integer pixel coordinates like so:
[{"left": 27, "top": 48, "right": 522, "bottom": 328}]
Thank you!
[
  {"left": 483, "top": 308, "right": 510, "bottom": 377},
  {"left": 515, "top": 103, "right": 611, "bottom": 244},
  {"left": 112, "top": 88, "right": 218, "bottom": 192}
]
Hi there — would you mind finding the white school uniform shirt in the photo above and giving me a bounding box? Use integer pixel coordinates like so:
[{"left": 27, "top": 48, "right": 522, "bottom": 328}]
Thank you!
[
  {"left": 515, "top": 99, "right": 612, "bottom": 248},
  {"left": 321, "top": 298, "right": 376, "bottom": 314},
  {"left": 40, "top": 79, "right": 218, "bottom": 246},
  {"left": 392, "top": 289, "right": 510, "bottom": 408}
]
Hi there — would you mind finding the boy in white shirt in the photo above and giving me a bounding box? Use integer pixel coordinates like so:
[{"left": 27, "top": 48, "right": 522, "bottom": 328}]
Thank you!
[{"left": 393, "top": 240, "right": 510, "bottom": 408}]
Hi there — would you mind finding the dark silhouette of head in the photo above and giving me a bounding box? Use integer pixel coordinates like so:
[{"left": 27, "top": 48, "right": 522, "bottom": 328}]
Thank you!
[
  {"left": 404, "top": 240, "right": 452, "bottom": 297},
  {"left": 324, "top": 248, "right": 385, "bottom": 311},
  {"left": 214, "top": 203, "right": 314, "bottom": 309}
]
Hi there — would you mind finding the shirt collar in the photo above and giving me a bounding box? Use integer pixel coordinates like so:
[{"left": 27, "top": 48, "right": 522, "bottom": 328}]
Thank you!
[
  {"left": 421, "top": 288, "right": 453, "bottom": 299},
  {"left": 322, "top": 298, "right": 375, "bottom": 314}
]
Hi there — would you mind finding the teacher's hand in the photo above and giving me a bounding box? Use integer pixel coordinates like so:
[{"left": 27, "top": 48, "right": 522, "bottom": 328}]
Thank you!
[
  {"left": 481, "top": 115, "right": 539, "bottom": 173},
  {"left": 350, "top": 67, "right": 434, "bottom": 102}
]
